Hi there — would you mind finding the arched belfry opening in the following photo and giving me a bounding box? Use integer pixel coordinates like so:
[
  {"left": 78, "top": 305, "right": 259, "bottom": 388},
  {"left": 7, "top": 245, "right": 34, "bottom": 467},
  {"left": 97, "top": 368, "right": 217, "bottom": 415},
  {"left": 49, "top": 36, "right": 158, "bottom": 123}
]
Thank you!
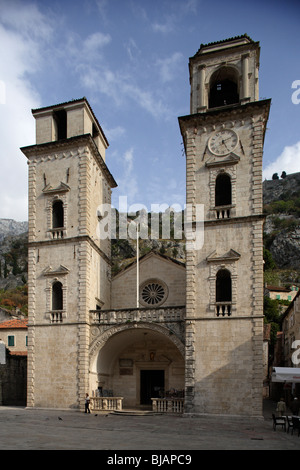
[{"left": 209, "top": 67, "right": 239, "bottom": 109}]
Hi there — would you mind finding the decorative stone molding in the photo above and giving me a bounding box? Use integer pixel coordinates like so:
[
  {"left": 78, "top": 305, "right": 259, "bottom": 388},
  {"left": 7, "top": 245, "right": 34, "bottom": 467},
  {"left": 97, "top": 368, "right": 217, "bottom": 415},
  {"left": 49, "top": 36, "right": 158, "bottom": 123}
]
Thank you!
[
  {"left": 139, "top": 278, "right": 169, "bottom": 307},
  {"left": 207, "top": 249, "right": 240, "bottom": 316}
]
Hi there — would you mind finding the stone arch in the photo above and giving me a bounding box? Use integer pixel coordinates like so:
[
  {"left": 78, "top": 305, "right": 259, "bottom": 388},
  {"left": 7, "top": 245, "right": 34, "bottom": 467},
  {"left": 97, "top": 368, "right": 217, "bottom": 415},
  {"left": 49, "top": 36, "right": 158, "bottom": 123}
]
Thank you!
[
  {"left": 90, "top": 322, "right": 185, "bottom": 363},
  {"left": 208, "top": 66, "right": 240, "bottom": 109},
  {"left": 89, "top": 322, "right": 185, "bottom": 407}
]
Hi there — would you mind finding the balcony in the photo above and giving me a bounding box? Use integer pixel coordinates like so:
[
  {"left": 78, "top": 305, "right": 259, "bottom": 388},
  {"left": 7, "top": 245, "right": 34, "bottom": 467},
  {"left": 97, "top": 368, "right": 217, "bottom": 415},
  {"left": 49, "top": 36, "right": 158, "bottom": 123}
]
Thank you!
[
  {"left": 49, "top": 310, "right": 64, "bottom": 323},
  {"left": 215, "top": 302, "right": 232, "bottom": 317},
  {"left": 90, "top": 306, "right": 185, "bottom": 325},
  {"left": 214, "top": 204, "right": 233, "bottom": 219},
  {"left": 49, "top": 227, "right": 65, "bottom": 239}
]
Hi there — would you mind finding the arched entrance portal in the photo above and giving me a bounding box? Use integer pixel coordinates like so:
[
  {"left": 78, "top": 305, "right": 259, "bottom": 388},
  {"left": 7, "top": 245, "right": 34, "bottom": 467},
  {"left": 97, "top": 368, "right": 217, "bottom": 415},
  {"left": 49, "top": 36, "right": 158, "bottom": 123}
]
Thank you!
[{"left": 90, "top": 325, "right": 185, "bottom": 409}]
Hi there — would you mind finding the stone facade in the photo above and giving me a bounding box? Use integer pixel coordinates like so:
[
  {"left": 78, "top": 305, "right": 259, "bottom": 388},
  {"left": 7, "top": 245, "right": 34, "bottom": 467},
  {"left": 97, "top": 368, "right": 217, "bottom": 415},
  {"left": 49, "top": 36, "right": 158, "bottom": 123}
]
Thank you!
[
  {"left": 21, "top": 35, "right": 269, "bottom": 416},
  {"left": 111, "top": 252, "right": 185, "bottom": 309},
  {"left": 0, "top": 348, "right": 27, "bottom": 406},
  {"left": 281, "top": 291, "right": 300, "bottom": 367},
  {"left": 21, "top": 98, "right": 117, "bottom": 409},
  {"left": 179, "top": 35, "right": 270, "bottom": 417},
  {"left": 0, "top": 318, "right": 28, "bottom": 353}
]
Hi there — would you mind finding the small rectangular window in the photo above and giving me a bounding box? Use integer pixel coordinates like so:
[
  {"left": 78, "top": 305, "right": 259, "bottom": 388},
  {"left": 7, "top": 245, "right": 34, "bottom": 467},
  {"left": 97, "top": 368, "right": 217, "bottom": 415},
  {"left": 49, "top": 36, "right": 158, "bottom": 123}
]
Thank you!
[{"left": 8, "top": 336, "right": 15, "bottom": 347}]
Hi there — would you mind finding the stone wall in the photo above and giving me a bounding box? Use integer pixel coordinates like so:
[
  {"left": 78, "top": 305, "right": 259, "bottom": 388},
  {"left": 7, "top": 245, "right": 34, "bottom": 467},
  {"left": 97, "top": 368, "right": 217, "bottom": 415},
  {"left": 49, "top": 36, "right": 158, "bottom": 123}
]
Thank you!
[
  {"left": 111, "top": 253, "right": 185, "bottom": 309},
  {"left": 0, "top": 346, "right": 27, "bottom": 406}
]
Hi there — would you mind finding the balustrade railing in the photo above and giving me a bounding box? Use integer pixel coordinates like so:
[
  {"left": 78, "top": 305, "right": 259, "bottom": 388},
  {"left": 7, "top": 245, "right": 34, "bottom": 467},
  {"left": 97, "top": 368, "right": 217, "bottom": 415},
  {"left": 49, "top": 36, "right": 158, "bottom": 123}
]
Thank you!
[
  {"left": 90, "top": 396, "right": 123, "bottom": 411},
  {"left": 151, "top": 398, "right": 184, "bottom": 413},
  {"left": 49, "top": 228, "right": 65, "bottom": 239},
  {"left": 91, "top": 306, "right": 185, "bottom": 325},
  {"left": 215, "top": 205, "right": 232, "bottom": 219},
  {"left": 215, "top": 302, "right": 232, "bottom": 317},
  {"left": 50, "top": 311, "right": 64, "bottom": 323}
]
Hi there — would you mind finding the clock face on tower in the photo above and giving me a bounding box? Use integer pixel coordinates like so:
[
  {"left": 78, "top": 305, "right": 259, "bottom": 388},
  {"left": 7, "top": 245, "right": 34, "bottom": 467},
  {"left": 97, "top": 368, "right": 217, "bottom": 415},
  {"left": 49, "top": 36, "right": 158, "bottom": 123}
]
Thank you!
[{"left": 208, "top": 129, "right": 239, "bottom": 156}]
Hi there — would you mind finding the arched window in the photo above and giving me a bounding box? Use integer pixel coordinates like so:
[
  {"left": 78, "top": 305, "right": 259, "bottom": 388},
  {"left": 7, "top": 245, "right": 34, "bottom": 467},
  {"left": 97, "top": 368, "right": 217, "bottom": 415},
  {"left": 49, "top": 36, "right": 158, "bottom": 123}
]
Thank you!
[
  {"left": 52, "top": 281, "right": 63, "bottom": 311},
  {"left": 209, "top": 67, "right": 239, "bottom": 109},
  {"left": 216, "top": 269, "right": 232, "bottom": 316},
  {"left": 52, "top": 200, "right": 64, "bottom": 228},
  {"left": 215, "top": 173, "right": 232, "bottom": 207}
]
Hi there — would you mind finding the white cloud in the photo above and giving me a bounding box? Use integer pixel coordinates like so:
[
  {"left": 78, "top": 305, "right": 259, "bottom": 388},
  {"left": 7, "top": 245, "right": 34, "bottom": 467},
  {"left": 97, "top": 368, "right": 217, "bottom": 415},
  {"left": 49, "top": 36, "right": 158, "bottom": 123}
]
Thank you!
[
  {"left": 156, "top": 52, "right": 183, "bottom": 82},
  {"left": 0, "top": 2, "right": 53, "bottom": 221},
  {"left": 83, "top": 32, "right": 111, "bottom": 56},
  {"left": 105, "top": 126, "right": 126, "bottom": 142},
  {"left": 113, "top": 148, "right": 139, "bottom": 208},
  {"left": 263, "top": 141, "right": 300, "bottom": 180},
  {"left": 152, "top": 18, "right": 174, "bottom": 34},
  {"left": 125, "top": 38, "right": 141, "bottom": 62}
]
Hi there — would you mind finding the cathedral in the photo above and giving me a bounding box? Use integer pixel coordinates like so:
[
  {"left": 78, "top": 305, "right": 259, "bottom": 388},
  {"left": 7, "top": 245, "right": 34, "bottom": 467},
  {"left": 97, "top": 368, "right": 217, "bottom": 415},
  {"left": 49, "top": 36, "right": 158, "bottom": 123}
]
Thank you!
[{"left": 21, "top": 35, "right": 270, "bottom": 417}]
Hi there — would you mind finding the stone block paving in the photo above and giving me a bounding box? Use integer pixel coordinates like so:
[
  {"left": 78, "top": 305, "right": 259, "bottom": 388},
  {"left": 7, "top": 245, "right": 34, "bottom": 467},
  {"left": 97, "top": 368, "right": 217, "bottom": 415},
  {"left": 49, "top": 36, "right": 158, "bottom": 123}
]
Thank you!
[{"left": 0, "top": 400, "right": 299, "bottom": 451}]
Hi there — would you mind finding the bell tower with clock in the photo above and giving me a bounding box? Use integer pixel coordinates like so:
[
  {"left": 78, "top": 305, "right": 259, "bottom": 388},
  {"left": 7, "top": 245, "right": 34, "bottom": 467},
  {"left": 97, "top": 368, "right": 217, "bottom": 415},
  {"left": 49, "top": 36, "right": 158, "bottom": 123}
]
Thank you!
[{"left": 179, "top": 35, "right": 271, "bottom": 416}]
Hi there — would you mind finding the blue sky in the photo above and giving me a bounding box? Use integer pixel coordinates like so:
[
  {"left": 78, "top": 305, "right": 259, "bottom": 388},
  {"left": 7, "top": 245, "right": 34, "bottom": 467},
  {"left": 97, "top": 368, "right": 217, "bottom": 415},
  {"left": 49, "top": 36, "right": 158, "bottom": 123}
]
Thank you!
[{"left": 0, "top": 0, "right": 299, "bottom": 221}]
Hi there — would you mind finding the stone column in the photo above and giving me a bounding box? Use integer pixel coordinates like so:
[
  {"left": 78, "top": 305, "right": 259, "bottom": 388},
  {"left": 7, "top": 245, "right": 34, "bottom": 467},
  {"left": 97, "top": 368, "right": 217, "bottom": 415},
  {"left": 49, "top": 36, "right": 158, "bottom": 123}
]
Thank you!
[
  {"left": 242, "top": 54, "right": 250, "bottom": 100},
  {"left": 198, "top": 65, "right": 206, "bottom": 110}
]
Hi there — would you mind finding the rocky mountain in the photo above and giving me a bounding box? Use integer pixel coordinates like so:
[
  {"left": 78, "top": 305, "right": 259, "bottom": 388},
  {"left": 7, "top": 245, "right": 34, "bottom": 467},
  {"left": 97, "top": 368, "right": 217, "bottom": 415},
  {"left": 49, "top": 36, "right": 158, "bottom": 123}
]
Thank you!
[
  {"left": 263, "top": 172, "right": 300, "bottom": 285},
  {"left": 0, "top": 220, "right": 28, "bottom": 290},
  {"left": 0, "top": 170, "right": 300, "bottom": 288},
  {"left": 0, "top": 219, "right": 28, "bottom": 241}
]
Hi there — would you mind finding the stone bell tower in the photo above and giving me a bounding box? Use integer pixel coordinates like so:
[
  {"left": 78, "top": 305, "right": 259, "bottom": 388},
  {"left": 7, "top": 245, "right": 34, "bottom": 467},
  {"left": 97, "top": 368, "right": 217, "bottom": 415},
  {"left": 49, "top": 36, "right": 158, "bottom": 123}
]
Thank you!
[
  {"left": 179, "top": 35, "right": 271, "bottom": 416},
  {"left": 21, "top": 98, "right": 117, "bottom": 409}
]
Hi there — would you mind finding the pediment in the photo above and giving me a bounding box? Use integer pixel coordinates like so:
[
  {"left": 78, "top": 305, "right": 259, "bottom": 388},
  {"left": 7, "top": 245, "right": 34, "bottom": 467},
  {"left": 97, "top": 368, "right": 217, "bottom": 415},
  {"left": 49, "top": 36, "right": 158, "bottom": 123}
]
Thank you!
[
  {"left": 42, "top": 265, "right": 70, "bottom": 276},
  {"left": 206, "top": 249, "right": 241, "bottom": 263},
  {"left": 205, "top": 152, "right": 240, "bottom": 168},
  {"left": 42, "top": 182, "right": 70, "bottom": 194}
]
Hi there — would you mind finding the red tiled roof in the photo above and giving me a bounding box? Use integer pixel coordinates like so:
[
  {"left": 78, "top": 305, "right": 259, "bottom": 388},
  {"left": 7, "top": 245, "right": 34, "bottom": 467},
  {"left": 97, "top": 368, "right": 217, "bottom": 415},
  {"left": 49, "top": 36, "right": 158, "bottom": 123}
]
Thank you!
[
  {"left": 0, "top": 319, "right": 28, "bottom": 329},
  {"left": 265, "top": 285, "right": 290, "bottom": 292}
]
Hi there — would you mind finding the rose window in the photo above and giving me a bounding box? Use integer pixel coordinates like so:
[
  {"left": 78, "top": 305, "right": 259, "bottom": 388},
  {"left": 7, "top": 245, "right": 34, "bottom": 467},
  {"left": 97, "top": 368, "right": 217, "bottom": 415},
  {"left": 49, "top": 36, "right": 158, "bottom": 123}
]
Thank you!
[{"left": 140, "top": 280, "right": 168, "bottom": 307}]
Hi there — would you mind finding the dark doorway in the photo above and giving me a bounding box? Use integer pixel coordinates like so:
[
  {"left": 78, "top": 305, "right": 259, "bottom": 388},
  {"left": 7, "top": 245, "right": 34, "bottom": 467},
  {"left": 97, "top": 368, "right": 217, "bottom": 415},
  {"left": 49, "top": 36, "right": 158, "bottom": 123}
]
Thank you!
[{"left": 140, "top": 370, "right": 164, "bottom": 405}]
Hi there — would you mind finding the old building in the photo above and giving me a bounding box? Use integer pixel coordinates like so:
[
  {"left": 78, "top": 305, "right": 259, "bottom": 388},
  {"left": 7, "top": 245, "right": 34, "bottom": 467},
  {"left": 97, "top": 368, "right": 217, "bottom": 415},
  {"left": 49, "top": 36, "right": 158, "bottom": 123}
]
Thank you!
[
  {"left": 178, "top": 34, "right": 270, "bottom": 416},
  {"left": 0, "top": 318, "right": 28, "bottom": 354},
  {"left": 265, "top": 285, "right": 298, "bottom": 302},
  {"left": 281, "top": 290, "right": 300, "bottom": 368},
  {"left": 21, "top": 35, "right": 270, "bottom": 416}
]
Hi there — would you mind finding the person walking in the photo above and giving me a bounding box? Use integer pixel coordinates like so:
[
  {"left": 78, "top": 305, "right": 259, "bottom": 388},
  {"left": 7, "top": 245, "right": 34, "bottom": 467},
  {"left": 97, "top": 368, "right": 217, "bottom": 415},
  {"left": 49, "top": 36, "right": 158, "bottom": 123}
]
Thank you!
[
  {"left": 85, "top": 393, "right": 91, "bottom": 413},
  {"left": 276, "top": 397, "right": 286, "bottom": 416},
  {"left": 290, "top": 397, "right": 300, "bottom": 416}
]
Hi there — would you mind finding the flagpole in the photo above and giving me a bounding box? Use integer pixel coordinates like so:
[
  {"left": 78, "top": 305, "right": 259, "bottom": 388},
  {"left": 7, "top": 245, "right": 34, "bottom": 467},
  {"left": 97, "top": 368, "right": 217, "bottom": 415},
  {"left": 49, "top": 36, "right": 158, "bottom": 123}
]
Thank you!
[{"left": 136, "top": 222, "right": 139, "bottom": 308}]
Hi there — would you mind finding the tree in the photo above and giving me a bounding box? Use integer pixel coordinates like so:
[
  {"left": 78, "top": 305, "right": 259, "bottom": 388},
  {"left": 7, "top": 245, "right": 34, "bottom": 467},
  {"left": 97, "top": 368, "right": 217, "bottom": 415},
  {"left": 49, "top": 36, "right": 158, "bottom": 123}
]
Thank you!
[
  {"left": 263, "top": 247, "right": 276, "bottom": 271},
  {"left": 264, "top": 296, "right": 281, "bottom": 347}
]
